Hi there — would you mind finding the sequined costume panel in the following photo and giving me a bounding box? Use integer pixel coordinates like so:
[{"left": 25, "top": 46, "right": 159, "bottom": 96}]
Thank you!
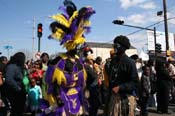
[{"left": 40, "top": 55, "right": 87, "bottom": 116}]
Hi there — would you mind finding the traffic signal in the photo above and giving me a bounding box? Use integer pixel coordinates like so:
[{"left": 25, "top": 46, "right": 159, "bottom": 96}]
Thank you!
[
  {"left": 37, "top": 23, "right": 43, "bottom": 38},
  {"left": 155, "top": 43, "right": 162, "bottom": 53},
  {"left": 113, "top": 20, "right": 124, "bottom": 25}
]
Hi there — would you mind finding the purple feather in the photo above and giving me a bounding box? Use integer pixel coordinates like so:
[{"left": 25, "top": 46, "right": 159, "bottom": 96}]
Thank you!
[
  {"left": 84, "top": 26, "right": 91, "bottom": 34},
  {"left": 60, "top": 34, "right": 72, "bottom": 45},
  {"left": 60, "top": 18, "right": 79, "bottom": 45},
  {"left": 49, "top": 6, "right": 96, "bottom": 49},
  {"left": 83, "top": 8, "right": 96, "bottom": 20},
  {"left": 58, "top": 6, "right": 70, "bottom": 19},
  {"left": 70, "top": 19, "right": 78, "bottom": 34}
]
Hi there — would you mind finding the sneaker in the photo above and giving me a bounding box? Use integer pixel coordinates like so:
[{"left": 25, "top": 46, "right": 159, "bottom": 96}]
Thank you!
[{"left": 135, "top": 107, "right": 140, "bottom": 112}]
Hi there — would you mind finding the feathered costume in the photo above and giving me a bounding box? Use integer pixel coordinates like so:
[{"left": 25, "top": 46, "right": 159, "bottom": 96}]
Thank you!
[
  {"left": 40, "top": 1, "right": 95, "bottom": 116},
  {"left": 48, "top": 1, "right": 95, "bottom": 51}
]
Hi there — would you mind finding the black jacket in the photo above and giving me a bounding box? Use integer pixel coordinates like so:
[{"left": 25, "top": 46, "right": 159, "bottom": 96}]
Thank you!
[
  {"left": 109, "top": 54, "right": 138, "bottom": 96},
  {"left": 140, "top": 74, "right": 150, "bottom": 97},
  {"left": 84, "top": 64, "right": 98, "bottom": 89},
  {"left": 4, "top": 64, "right": 24, "bottom": 93}
]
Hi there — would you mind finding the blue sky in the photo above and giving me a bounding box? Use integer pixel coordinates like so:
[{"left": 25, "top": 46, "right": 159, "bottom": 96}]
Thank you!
[{"left": 0, "top": 0, "right": 175, "bottom": 58}]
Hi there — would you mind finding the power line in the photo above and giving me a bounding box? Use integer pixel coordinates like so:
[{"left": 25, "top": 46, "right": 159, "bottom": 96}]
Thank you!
[
  {"left": 130, "top": 32, "right": 147, "bottom": 43},
  {"left": 126, "top": 16, "right": 175, "bottom": 36},
  {"left": 131, "top": 23, "right": 163, "bottom": 43},
  {"left": 127, "top": 21, "right": 164, "bottom": 36}
]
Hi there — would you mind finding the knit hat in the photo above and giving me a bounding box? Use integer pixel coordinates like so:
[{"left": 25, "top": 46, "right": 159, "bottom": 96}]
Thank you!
[{"left": 113, "top": 35, "right": 130, "bottom": 49}]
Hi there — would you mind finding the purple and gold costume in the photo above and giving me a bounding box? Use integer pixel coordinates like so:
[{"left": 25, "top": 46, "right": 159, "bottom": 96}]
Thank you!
[
  {"left": 40, "top": 54, "right": 87, "bottom": 116},
  {"left": 40, "top": 1, "right": 95, "bottom": 115}
]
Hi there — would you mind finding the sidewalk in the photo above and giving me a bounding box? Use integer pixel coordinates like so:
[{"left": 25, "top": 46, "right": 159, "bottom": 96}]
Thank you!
[
  {"left": 146, "top": 104, "right": 175, "bottom": 116},
  {"left": 97, "top": 103, "right": 175, "bottom": 116}
]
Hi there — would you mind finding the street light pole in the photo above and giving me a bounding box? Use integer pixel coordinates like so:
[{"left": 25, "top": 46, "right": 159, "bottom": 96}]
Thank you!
[
  {"left": 113, "top": 20, "right": 157, "bottom": 59},
  {"left": 38, "top": 37, "right": 41, "bottom": 52},
  {"left": 113, "top": 20, "right": 154, "bottom": 31}
]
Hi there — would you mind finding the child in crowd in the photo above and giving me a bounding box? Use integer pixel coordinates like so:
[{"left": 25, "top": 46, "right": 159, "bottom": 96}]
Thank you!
[
  {"left": 28, "top": 78, "right": 42, "bottom": 116},
  {"left": 29, "top": 60, "right": 45, "bottom": 86},
  {"left": 140, "top": 65, "right": 151, "bottom": 116}
]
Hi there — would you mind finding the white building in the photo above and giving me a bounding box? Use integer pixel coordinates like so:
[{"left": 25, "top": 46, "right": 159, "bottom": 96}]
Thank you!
[{"left": 86, "top": 42, "right": 138, "bottom": 61}]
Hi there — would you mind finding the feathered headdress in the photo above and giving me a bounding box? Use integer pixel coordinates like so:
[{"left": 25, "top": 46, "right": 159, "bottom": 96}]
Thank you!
[{"left": 48, "top": 0, "right": 95, "bottom": 51}]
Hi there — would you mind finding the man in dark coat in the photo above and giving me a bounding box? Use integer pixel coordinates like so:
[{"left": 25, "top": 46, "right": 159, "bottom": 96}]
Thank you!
[
  {"left": 155, "top": 59, "right": 172, "bottom": 114},
  {"left": 107, "top": 35, "right": 138, "bottom": 116}
]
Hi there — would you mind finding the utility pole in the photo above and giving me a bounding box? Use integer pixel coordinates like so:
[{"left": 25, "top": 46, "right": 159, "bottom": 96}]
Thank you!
[
  {"left": 153, "top": 27, "right": 157, "bottom": 59},
  {"left": 38, "top": 37, "right": 41, "bottom": 52},
  {"left": 163, "top": 0, "right": 169, "bottom": 56},
  {"left": 32, "top": 17, "right": 36, "bottom": 59}
]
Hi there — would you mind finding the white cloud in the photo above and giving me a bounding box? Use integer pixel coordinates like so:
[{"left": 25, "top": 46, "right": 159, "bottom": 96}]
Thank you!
[
  {"left": 118, "top": 13, "right": 149, "bottom": 25},
  {"left": 127, "top": 14, "right": 146, "bottom": 25},
  {"left": 167, "top": 12, "right": 175, "bottom": 27},
  {"left": 167, "top": 12, "right": 175, "bottom": 21},
  {"left": 139, "top": 1, "right": 156, "bottom": 10},
  {"left": 119, "top": 0, "right": 157, "bottom": 10},
  {"left": 119, "top": 0, "right": 146, "bottom": 9}
]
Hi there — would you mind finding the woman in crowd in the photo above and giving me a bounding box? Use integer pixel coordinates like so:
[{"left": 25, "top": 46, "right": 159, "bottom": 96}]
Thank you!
[{"left": 4, "top": 52, "right": 26, "bottom": 116}]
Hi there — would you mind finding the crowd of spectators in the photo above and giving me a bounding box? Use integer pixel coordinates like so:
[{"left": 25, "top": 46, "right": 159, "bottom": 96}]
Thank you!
[{"left": 0, "top": 48, "right": 175, "bottom": 116}]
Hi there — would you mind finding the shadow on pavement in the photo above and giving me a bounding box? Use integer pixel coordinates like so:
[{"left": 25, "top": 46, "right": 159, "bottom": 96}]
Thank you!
[{"left": 148, "top": 109, "right": 157, "bottom": 113}]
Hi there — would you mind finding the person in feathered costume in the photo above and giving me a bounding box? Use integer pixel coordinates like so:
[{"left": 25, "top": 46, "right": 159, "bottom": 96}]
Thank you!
[{"left": 39, "top": 0, "right": 95, "bottom": 116}]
